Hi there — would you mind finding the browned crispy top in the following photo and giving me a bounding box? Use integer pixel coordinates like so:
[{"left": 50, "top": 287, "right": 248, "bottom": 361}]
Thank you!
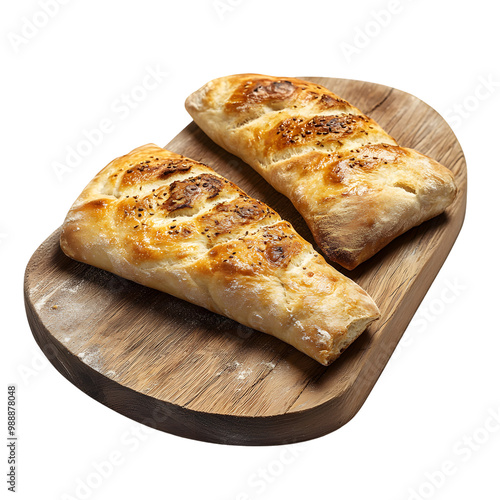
[
  {"left": 264, "top": 113, "right": 379, "bottom": 153},
  {"left": 224, "top": 75, "right": 352, "bottom": 115},
  {"left": 60, "top": 143, "right": 383, "bottom": 365},
  {"left": 160, "top": 174, "right": 224, "bottom": 212},
  {"left": 64, "top": 144, "right": 319, "bottom": 270},
  {"left": 185, "top": 74, "right": 457, "bottom": 271},
  {"left": 188, "top": 74, "right": 397, "bottom": 170},
  {"left": 120, "top": 157, "right": 197, "bottom": 187},
  {"left": 201, "top": 220, "right": 305, "bottom": 278}
]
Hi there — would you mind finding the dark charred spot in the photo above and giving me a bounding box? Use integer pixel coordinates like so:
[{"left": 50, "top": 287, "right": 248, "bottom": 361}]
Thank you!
[
  {"left": 121, "top": 158, "right": 195, "bottom": 186},
  {"left": 156, "top": 161, "right": 192, "bottom": 178},
  {"left": 198, "top": 199, "right": 272, "bottom": 239},
  {"left": 319, "top": 93, "right": 346, "bottom": 107},
  {"left": 235, "top": 205, "right": 261, "bottom": 219},
  {"left": 266, "top": 245, "right": 285, "bottom": 263},
  {"left": 161, "top": 174, "right": 223, "bottom": 213},
  {"left": 251, "top": 80, "right": 295, "bottom": 98},
  {"left": 259, "top": 223, "right": 303, "bottom": 268},
  {"left": 274, "top": 114, "right": 369, "bottom": 147},
  {"left": 226, "top": 79, "right": 297, "bottom": 112}
]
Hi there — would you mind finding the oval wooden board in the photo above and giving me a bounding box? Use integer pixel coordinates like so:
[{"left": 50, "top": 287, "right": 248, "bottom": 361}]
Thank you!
[{"left": 25, "top": 77, "right": 466, "bottom": 445}]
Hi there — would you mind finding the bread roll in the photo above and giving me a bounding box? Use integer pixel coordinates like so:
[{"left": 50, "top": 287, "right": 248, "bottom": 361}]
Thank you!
[
  {"left": 60, "top": 144, "right": 380, "bottom": 365},
  {"left": 185, "top": 74, "right": 457, "bottom": 269}
]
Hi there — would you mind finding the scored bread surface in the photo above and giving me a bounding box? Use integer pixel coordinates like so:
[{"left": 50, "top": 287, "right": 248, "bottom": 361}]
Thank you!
[
  {"left": 60, "top": 144, "right": 380, "bottom": 365},
  {"left": 185, "top": 74, "right": 457, "bottom": 269}
]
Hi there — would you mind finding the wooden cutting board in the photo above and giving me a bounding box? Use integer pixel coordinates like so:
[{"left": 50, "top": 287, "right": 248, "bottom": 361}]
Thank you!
[{"left": 24, "top": 77, "right": 466, "bottom": 445}]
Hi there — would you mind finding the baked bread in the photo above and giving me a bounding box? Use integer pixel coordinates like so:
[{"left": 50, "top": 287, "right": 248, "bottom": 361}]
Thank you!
[
  {"left": 185, "top": 74, "right": 457, "bottom": 269},
  {"left": 60, "top": 144, "right": 380, "bottom": 365}
]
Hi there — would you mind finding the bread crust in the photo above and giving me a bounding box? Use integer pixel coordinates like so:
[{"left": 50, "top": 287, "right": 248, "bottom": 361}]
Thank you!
[
  {"left": 60, "top": 144, "right": 380, "bottom": 365},
  {"left": 185, "top": 74, "right": 457, "bottom": 269}
]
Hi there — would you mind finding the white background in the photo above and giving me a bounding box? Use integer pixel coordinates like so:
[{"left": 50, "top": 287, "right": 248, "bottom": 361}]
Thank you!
[{"left": 2, "top": 1, "right": 499, "bottom": 499}]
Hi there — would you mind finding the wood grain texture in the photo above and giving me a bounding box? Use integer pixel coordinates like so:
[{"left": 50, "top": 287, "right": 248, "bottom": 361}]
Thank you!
[{"left": 24, "top": 78, "right": 466, "bottom": 445}]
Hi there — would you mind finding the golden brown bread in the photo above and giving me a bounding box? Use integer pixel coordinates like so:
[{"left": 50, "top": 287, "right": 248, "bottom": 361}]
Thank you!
[
  {"left": 185, "top": 74, "right": 457, "bottom": 269},
  {"left": 60, "top": 144, "right": 380, "bottom": 365}
]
